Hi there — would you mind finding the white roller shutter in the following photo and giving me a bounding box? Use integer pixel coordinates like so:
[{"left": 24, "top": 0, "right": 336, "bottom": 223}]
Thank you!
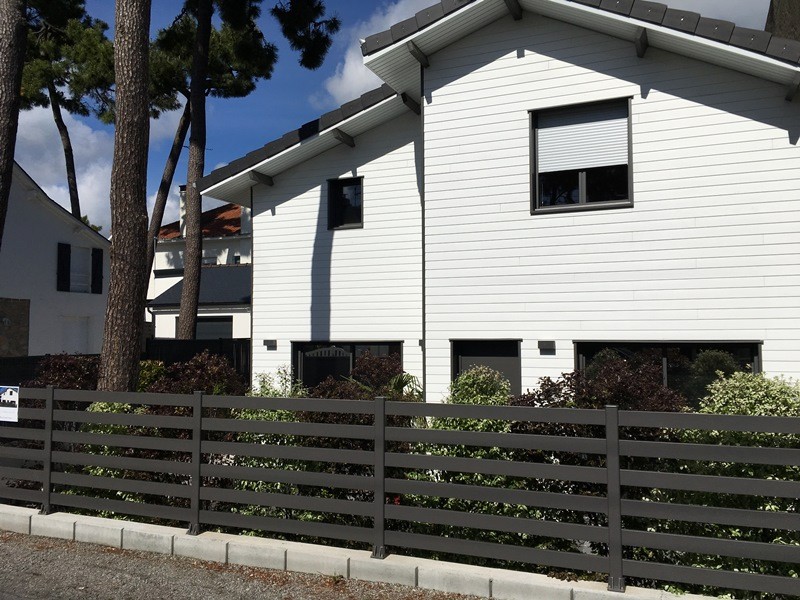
[{"left": 537, "top": 100, "right": 629, "bottom": 173}]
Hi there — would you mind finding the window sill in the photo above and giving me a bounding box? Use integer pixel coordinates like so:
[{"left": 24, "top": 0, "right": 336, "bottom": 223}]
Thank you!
[
  {"left": 328, "top": 223, "right": 364, "bottom": 231},
  {"left": 531, "top": 200, "right": 633, "bottom": 216}
]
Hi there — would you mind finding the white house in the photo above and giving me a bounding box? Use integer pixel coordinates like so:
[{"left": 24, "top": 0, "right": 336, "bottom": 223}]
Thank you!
[
  {"left": 146, "top": 198, "right": 252, "bottom": 340},
  {"left": 199, "top": 0, "right": 800, "bottom": 399},
  {"left": 0, "top": 163, "right": 110, "bottom": 357}
]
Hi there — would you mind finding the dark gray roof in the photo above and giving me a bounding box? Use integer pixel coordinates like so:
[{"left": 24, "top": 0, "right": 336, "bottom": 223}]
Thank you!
[
  {"left": 198, "top": 84, "right": 397, "bottom": 192},
  {"left": 148, "top": 265, "right": 252, "bottom": 308},
  {"left": 360, "top": 0, "right": 800, "bottom": 65}
]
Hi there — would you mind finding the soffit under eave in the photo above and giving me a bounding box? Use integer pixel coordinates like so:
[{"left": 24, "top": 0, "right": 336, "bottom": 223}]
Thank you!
[{"left": 365, "top": 0, "right": 800, "bottom": 98}]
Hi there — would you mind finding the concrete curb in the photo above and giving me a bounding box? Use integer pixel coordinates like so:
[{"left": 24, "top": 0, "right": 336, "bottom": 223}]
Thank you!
[{"left": 0, "top": 504, "right": 715, "bottom": 600}]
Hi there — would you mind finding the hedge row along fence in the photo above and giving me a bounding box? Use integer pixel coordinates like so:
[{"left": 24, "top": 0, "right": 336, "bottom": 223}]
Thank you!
[{"left": 1, "top": 387, "right": 799, "bottom": 597}]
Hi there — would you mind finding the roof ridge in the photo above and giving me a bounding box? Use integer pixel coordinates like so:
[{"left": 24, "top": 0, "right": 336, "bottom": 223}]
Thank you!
[{"left": 360, "top": 0, "right": 800, "bottom": 65}]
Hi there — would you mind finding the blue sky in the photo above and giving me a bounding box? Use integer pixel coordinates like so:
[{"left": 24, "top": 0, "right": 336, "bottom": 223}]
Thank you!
[{"left": 13, "top": 0, "right": 770, "bottom": 233}]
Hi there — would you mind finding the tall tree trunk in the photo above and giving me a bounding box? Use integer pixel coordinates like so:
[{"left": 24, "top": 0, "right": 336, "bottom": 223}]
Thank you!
[
  {"left": 766, "top": 0, "right": 800, "bottom": 41},
  {"left": 176, "top": 0, "right": 212, "bottom": 340},
  {"left": 0, "top": 0, "right": 26, "bottom": 253},
  {"left": 98, "top": 0, "right": 151, "bottom": 392},
  {"left": 145, "top": 100, "right": 190, "bottom": 281},
  {"left": 47, "top": 83, "right": 81, "bottom": 218}
]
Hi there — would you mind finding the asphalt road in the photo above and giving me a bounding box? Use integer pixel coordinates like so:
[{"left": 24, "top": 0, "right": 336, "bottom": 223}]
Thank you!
[{"left": 0, "top": 531, "right": 485, "bottom": 600}]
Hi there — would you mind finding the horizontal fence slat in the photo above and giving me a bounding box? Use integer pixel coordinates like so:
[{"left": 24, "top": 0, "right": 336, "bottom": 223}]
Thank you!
[
  {"left": 201, "top": 464, "right": 372, "bottom": 491},
  {"left": 51, "top": 431, "right": 192, "bottom": 453},
  {"left": 386, "top": 402, "right": 605, "bottom": 425},
  {"left": 622, "top": 499, "right": 800, "bottom": 531},
  {"left": 0, "top": 446, "right": 43, "bottom": 461},
  {"left": 386, "top": 504, "right": 607, "bottom": 543},
  {"left": 202, "top": 441, "right": 374, "bottom": 466},
  {"left": 53, "top": 389, "right": 194, "bottom": 407},
  {"left": 52, "top": 410, "right": 192, "bottom": 430},
  {"left": 51, "top": 472, "right": 191, "bottom": 499},
  {"left": 619, "top": 411, "right": 800, "bottom": 434},
  {"left": 385, "top": 478, "right": 608, "bottom": 514},
  {"left": 0, "top": 427, "right": 45, "bottom": 441},
  {"left": 623, "top": 529, "right": 800, "bottom": 564},
  {"left": 201, "top": 487, "right": 374, "bottom": 517},
  {"left": 619, "top": 439, "right": 800, "bottom": 466},
  {"left": 623, "top": 560, "right": 800, "bottom": 596},
  {"left": 17, "top": 408, "right": 46, "bottom": 420},
  {"left": 0, "top": 486, "right": 42, "bottom": 503},
  {"left": 387, "top": 427, "right": 606, "bottom": 454},
  {"left": 385, "top": 531, "right": 608, "bottom": 573},
  {"left": 202, "top": 395, "right": 375, "bottom": 415},
  {"left": 51, "top": 451, "right": 193, "bottom": 476},
  {"left": 0, "top": 466, "right": 45, "bottom": 483},
  {"left": 203, "top": 418, "right": 374, "bottom": 440},
  {"left": 200, "top": 510, "right": 374, "bottom": 544},
  {"left": 621, "top": 469, "right": 800, "bottom": 499},
  {"left": 19, "top": 388, "right": 49, "bottom": 401},
  {"left": 387, "top": 453, "right": 607, "bottom": 484},
  {"left": 50, "top": 492, "right": 191, "bottom": 523}
]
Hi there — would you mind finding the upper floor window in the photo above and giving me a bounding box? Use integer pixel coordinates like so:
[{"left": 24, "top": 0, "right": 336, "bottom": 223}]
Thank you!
[
  {"left": 532, "top": 99, "right": 632, "bottom": 213},
  {"left": 57, "top": 243, "right": 103, "bottom": 294},
  {"left": 328, "top": 177, "right": 363, "bottom": 229},
  {"left": 202, "top": 256, "right": 218, "bottom": 266}
]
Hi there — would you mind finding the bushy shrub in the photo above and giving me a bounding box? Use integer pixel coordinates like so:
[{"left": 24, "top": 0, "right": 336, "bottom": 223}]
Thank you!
[
  {"left": 309, "top": 352, "right": 404, "bottom": 400},
  {"left": 22, "top": 354, "right": 99, "bottom": 390},
  {"left": 136, "top": 360, "right": 166, "bottom": 393},
  {"left": 146, "top": 350, "right": 246, "bottom": 396},
  {"left": 681, "top": 349, "right": 742, "bottom": 406},
  {"left": 638, "top": 373, "right": 800, "bottom": 598},
  {"left": 251, "top": 365, "right": 307, "bottom": 398}
]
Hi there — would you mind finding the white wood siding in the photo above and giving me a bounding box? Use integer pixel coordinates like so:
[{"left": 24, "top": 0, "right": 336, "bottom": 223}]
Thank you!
[
  {"left": 423, "top": 14, "right": 800, "bottom": 399},
  {"left": 250, "top": 112, "right": 423, "bottom": 383}
]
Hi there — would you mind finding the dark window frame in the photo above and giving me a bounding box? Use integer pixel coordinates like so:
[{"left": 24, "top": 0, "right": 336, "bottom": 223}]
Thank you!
[
  {"left": 531, "top": 97, "right": 634, "bottom": 215},
  {"left": 327, "top": 176, "right": 364, "bottom": 230},
  {"left": 175, "top": 316, "right": 233, "bottom": 340},
  {"left": 292, "top": 340, "right": 403, "bottom": 388}
]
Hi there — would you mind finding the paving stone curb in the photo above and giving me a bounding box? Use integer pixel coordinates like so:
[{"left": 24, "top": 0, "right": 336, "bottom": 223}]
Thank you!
[{"left": 0, "top": 504, "right": 716, "bottom": 600}]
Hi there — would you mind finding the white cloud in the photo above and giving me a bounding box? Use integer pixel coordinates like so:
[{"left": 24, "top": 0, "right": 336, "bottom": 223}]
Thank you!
[
  {"left": 312, "top": 0, "right": 433, "bottom": 109},
  {"left": 314, "top": 0, "right": 771, "bottom": 109},
  {"left": 147, "top": 183, "right": 182, "bottom": 229},
  {"left": 15, "top": 107, "right": 114, "bottom": 232}
]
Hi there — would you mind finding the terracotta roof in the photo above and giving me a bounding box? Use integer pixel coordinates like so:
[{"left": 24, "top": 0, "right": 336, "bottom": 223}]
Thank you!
[
  {"left": 158, "top": 203, "right": 242, "bottom": 240},
  {"left": 360, "top": 0, "right": 800, "bottom": 65}
]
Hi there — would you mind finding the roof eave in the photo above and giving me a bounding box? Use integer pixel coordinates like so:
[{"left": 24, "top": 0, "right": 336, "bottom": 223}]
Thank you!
[{"left": 364, "top": 0, "right": 800, "bottom": 98}]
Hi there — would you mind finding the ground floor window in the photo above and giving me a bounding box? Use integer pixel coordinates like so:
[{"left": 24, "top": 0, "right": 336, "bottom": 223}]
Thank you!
[
  {"left": 176, "top": 316, "right": 233, "bottom": 340},
  {"left": 292, "top": 341, "right": 402, "bottom": 389},
  {"left": 452, "top": 340, "right": 522, "bottom": 395},
  {"left": 575, "top": 341, "right": 761, "bottom": 401}
]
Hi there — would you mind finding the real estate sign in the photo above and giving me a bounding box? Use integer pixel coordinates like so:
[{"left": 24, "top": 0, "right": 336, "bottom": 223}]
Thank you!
[{"left": 0, "top": 386, "right": 19, "bottom": 422}]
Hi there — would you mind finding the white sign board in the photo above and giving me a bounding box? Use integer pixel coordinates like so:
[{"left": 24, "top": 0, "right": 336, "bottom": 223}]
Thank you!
[{"left": 0, "top": 386, "right": 19, "bottom": 422}]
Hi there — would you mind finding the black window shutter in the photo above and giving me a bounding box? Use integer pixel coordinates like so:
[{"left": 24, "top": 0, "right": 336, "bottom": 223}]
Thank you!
[
  {"left": 91, "top": 248, "right": 103, "bottom": 294},
  {"left": 57, "top": 243, "right": 71, "bottom": 291}
]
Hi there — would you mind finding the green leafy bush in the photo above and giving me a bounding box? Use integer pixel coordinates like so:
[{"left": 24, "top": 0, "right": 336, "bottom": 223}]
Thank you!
[{"left": 136, "top": 360, "right": 166, "bottom": 393}]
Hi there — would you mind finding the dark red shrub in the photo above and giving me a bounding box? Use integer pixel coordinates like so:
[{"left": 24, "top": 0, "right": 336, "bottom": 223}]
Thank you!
[
  {"left": 146, "top": 350, "right": 246, "bottom": 396},
  {"left": 22, "top": 354, "right": 99, "bottom": 390}
]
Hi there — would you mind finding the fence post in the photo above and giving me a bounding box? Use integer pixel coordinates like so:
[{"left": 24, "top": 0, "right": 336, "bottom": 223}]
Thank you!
[
  {"left": 188, "top": 391, "right": 203, "bottom": 535},
  {"left": 605, "top": 405, "right": 625, "bottom": 592},
  {"left": 371, "top": 395, "right": 387, "bottom": 559},
  {"left": 39, "top": 386, "right": 55, "bottom": 515}
]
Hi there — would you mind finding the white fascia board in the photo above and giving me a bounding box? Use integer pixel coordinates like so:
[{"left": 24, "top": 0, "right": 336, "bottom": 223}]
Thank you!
[{"left": 199, "top": 95, "right": 402, "bottom": 200}]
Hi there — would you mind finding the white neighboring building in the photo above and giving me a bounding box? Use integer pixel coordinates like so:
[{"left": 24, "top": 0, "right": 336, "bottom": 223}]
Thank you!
[
  {"left": 0, "top": 163, "right": 110, "bottom": 357},
  {"left": 199, "top": 0, "right": 800, "bottom": 399},
  {"left": 147, "top": 199, "right": 252, "bottom": 339}
]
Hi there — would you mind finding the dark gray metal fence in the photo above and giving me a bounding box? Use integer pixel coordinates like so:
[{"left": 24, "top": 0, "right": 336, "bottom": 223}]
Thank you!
[{"left": 1, "top": 387, "right": 799, "bottom": 597}]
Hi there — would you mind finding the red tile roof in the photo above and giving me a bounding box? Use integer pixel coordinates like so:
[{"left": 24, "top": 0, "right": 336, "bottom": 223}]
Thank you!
[{"left": 158, "top": 203, "right": 242, "bottom": 240}]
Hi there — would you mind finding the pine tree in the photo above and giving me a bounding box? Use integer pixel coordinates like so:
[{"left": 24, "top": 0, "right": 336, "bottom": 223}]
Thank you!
[
  {"left": 766, "top": 0, "right": 800, "bottom": 41},
  {"left": 0, "top": 0, "right": 26, "bottom": 253},
  {"left": 97, "top": 0, "right": 151, "bottom": 391}
]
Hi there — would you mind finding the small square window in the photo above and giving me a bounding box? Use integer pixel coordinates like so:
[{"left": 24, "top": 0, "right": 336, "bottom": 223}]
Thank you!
[
  {"left": 202, "top": 256, "right": 217, "bottom": 266},
  {"left": 533, "top": 99, "right": 632, "bottom": 213},
  {"left": 328, "top": 177, "right": 363, "bottom": 229}
]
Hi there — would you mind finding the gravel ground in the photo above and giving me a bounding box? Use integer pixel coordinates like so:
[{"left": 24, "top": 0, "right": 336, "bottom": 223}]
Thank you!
[{"left": 0, "top": 531, "right": 487, "bottom": 600}]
